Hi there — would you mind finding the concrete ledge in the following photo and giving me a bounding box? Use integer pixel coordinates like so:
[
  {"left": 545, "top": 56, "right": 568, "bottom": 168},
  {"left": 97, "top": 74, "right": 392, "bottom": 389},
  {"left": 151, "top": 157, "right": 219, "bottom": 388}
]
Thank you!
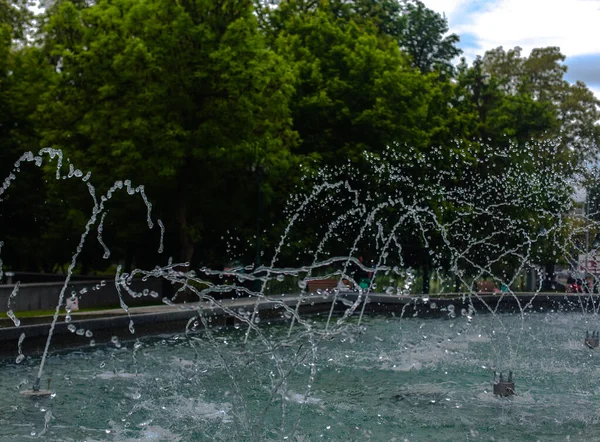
[
  {"left": 1, "top": 292, "right": 598, "bottom": 358},
  {"left": 0, "top": 278, "right": 163, "bottom": 312},
  {"left": 0, "top": 293, "right": 343, "bottom": 356}
]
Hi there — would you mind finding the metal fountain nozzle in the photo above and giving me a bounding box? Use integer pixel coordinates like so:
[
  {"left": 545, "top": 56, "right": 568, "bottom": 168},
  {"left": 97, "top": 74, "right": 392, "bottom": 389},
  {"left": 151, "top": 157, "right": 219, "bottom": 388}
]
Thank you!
[
  {"left": 493, "top": 371, "right": 516, "bottom": 397},
  {"left": 20, "top": 376, "right": 52, "bottom": 397},
  {"left": 585, "top": 330, "right": 599, "bottom": 349}
]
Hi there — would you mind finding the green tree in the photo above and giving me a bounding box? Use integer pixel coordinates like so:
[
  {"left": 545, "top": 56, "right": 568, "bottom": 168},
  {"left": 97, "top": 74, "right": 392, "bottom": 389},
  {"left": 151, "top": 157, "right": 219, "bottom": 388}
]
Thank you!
[
  {"left": 482, "top": 46, "right": 600, "bottom": 163},
  {"left": 36, "top": 0, "right": 297, "bottom": 267},
  {"left": 397, "top": 0, "right": 461, "bottom": 74},
  {"left": 0, "top": 1, "right": 66, "bottom": 273},
  {"left": 273, "top": 3, "right": 440, "bottom": 167}
]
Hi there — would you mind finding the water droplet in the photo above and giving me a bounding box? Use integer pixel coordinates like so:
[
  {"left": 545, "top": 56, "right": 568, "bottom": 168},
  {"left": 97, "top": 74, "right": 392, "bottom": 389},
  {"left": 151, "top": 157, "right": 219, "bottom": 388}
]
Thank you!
[{"left": 6, "top": 310, "right": 20, "bottom": 327}]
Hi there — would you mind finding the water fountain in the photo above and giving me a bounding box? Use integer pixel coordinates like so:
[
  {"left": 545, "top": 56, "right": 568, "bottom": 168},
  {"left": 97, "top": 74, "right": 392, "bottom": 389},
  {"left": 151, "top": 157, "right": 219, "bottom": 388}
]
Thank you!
[{"left": 2, "top": 141, "right": 600, "bottom": 440}]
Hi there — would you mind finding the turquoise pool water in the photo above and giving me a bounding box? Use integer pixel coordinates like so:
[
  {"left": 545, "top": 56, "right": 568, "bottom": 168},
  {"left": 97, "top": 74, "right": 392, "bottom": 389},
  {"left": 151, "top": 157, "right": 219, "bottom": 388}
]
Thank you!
[{"left": 2, "top": 311, "right": 600, "bottom": 441}]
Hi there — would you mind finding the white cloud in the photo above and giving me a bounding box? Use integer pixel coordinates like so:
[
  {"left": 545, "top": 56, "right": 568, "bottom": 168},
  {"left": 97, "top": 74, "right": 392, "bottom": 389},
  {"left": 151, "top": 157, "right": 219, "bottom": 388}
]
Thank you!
[
  {"left": 423, "top": 0, "right": 600, "bottom": 99},
  {"left": 421, "top": 0, "right": 470, "bottom": 20},
  {"left": 449, "top": 0, "right": 600, "bottom": 59},
  {"left": 589, "top": 85, "right": 600, "bottom": 101}
]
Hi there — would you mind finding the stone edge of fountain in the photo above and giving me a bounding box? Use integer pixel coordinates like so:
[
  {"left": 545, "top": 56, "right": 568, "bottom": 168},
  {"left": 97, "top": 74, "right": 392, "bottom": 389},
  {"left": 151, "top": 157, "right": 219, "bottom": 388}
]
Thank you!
[{"left": 0, "top": 292, "right": 594, "bottom": 358}]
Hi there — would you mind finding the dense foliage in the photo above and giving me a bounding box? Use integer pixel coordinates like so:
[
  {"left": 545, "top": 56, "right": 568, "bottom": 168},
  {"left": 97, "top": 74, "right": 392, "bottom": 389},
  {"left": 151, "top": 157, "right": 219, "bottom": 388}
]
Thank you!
[{"left": 0, "top": 0, "right": 598, "bottom": 285}]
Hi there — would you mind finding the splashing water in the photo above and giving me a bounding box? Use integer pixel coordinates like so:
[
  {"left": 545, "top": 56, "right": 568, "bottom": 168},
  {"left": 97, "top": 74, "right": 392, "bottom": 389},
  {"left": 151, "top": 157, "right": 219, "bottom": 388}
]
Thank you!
[
  {"left": 15, "top": 332, "right": 25, "bottom": 364},
  {"left": 2, "top": 141, "right": 600, "bottom": 439},
  {"left": 6, "top": 282, "right": 20, "bottom": 327},
  {"left": 0, "top": 148, "right": 164, "bottom": 392}
]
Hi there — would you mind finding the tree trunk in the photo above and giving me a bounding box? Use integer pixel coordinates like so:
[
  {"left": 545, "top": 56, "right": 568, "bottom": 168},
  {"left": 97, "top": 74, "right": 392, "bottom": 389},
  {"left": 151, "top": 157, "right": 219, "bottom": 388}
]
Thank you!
[
  {"left": 176, "top": 196, "right": 195, "bottom": 264},
  {"left": 124, "top": 248, "right": 133, "bottom": 274},
  {"left": 175, "top": 161, "right": 196, "bottom": 264},
  {"left": 545, "top": 262, "right": 555, "bottom": 283},
  {"left": 422, "top": 266, "right": 430, "bottom": 294}
]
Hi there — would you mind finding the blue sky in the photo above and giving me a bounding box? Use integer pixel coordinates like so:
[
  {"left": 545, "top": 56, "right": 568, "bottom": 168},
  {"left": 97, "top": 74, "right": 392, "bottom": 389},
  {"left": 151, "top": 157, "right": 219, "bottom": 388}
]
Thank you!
[{"left": 424, "top": 0, "right": 600, "bottom": 98}]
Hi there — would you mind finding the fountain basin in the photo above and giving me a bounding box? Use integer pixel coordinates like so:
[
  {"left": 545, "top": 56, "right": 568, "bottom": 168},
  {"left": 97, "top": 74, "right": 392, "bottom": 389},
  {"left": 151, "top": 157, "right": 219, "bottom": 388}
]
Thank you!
[{"left": 2, "top": 311, "right": 599, "bottom": 440}]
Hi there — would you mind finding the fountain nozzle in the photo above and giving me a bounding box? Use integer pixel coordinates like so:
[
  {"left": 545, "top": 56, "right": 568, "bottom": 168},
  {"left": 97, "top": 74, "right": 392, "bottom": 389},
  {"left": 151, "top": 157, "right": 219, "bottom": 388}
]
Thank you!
[
  {"left": 19, "top": 376, "right": 52, "bottom": 397},
  {"left": 585, "top": 330, "right": 599, "bottom": 349},
  {"left": 493, "top": 371, "right": 516, "bottom": 397}
]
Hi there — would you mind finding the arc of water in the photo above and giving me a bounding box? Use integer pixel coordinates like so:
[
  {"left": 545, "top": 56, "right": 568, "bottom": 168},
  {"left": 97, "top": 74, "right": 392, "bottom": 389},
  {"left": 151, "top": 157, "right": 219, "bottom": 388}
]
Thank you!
[
  {"left": 356, "top": 207, "right": 417, "bottom": 327},
  {"left": 288, "top": 204, "right": 366, "bottom": 337},
  {"left": 97, "top": 212, "right": 111, "bottom": 259},
  {"left": 360, "top": 144, "right": 571, "bottom": 372},
  {"left": 435, "top": 204, "right": 560, "bottom": 371},
  {"left": 33, "top": 181, "right": 100, "bottom": 390},
  {"left": 243, "top": 180, "right": 356, "bottom": 344},
  {"left": 324, "top": 200, "right": 400, "bottom": 331},
  {"left": 0, "top": 149, "right": 163, "bottom": 391}
]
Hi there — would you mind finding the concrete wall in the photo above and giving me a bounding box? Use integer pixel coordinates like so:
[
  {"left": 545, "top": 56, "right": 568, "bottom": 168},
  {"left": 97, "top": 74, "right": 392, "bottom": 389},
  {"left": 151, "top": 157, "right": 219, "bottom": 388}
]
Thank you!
[
  {"left": 0, "top": 271, "right": 109, "bottom": 285},
  {"left": 0, "top": 279, "right": 163, "bottom": 313}
]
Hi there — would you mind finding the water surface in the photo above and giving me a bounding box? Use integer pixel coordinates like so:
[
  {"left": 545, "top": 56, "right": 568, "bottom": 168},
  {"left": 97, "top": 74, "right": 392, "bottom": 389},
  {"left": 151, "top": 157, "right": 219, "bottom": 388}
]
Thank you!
[{"left": 2, "top": 312, "right": 600, "bottom": 441}]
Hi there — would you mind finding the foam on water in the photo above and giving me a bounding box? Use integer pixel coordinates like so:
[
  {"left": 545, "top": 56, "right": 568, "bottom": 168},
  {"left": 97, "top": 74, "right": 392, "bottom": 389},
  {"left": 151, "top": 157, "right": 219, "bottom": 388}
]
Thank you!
[{"left": 95, "top": 371, "right": 143, "bottom": 380}]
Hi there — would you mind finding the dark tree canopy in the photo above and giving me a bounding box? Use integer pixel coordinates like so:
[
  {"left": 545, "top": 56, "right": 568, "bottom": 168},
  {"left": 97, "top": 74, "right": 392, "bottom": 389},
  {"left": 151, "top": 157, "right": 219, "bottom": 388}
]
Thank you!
[{"left": 0, "top": 0, "right": 596, "bottom": 280}]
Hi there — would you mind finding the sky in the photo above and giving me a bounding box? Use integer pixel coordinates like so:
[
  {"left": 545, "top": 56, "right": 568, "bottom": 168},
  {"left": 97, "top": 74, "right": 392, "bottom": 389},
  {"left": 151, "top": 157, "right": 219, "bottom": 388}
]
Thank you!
[{"left": 423, "top": 0, "right": 600, "bottom": 99}]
